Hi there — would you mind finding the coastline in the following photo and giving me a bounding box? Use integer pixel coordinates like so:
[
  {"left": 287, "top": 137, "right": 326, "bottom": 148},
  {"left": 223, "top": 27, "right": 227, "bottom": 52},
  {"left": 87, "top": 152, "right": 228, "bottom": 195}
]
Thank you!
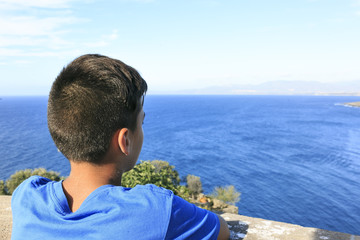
[{"left": 344, "top": 101, "right": 360, "bottom": 107}]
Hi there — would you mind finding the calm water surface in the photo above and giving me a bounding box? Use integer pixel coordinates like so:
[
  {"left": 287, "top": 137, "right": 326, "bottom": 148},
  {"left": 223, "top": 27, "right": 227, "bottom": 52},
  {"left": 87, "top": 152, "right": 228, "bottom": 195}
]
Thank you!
[{"left": 0, "top": 95, "right": 359, "bottom": 235}]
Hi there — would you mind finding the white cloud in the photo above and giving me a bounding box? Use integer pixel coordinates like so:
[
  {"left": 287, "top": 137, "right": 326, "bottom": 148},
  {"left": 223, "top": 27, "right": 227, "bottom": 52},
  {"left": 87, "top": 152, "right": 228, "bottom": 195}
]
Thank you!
[
  {"left": 0, "top": 47, "right": 81, "bottom": 57},
  {"left": 0, "top": 0, "right": 120, "bottom": 57},
  {"left": 84, "top": 41, "right": 108, "bottom": 48},
  {"left": 13, "top": 60, "right": 32, "bottom": 64},
  {"left": 0, "top": 16, "right": 80, "bottom": 36},
  {"left": 0, "top": 26, "right": 119, "bottom": 56},
  {"left": 0, "top": 0, "right": 74, "bottom": 9},
  {"left": 121, "top": 0, "right": 155, "bottom": 2},
  {"left": 0, "top": 14, "right": 84, "bottom": 55},
  {"left": 350, "top": 0, "right": 360, "bottom": 9},
  {"left": 0, "top": 0, "right": 90, "bottom": 57},
  {"left": 107, "top": 29, "right": 119, "bottom": 41},
  {"left": 84, "top": 29, "right": 119, "bottom": 48}
]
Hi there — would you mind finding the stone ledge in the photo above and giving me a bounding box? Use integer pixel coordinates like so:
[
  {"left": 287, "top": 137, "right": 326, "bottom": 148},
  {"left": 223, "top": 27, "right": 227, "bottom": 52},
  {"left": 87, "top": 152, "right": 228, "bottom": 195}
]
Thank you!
[
  {"left": 1, "top": 196, "right": 359, "bottom": 240},
  {"left": 222, "top": 212, "right": 360, "bottom": 240},
  {"left": 0, "top": 196, "right": 11, "bottom": 240}
]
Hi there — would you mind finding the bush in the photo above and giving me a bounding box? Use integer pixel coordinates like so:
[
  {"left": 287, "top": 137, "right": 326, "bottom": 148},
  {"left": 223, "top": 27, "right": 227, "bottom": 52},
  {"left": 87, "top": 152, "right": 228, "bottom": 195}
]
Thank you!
[
  {"left": 0, "top": 180, "right": 6, "bottom": 195},
  {"left": 186, "top": 174, "right": 202, "bottom": 195},
  {"left": 211, "top": 185, "right": 241, "bottom": 205},
  {"left": 5, "top": 168, "right": 62, "bottom": 195},
  {"left": 122, "top": 160, "right": 189, "bottom": 200}
]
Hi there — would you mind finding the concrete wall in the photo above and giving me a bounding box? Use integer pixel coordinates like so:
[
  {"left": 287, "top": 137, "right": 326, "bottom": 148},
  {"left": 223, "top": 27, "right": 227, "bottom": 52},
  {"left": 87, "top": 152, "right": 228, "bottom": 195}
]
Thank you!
[{"left": 1, "top": 196, "right": 359, "bottom": 240}]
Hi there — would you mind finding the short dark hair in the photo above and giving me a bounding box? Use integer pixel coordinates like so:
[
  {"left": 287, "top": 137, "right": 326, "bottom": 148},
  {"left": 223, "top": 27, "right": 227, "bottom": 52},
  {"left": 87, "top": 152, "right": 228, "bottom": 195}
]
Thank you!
[{"left": 48, "top": 54, "right": 147, "bottom": 163}]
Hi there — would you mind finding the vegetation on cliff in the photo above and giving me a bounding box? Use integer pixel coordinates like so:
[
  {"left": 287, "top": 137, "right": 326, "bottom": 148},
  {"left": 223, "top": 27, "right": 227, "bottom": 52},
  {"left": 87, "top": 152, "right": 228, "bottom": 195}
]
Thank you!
[
  {"left": 211, "top": 185, "right": 241, "bottom": 205},
  {"left": 1, "top": 168, "right": 63, "bottom": 195},
  {"left": 0, "top": 160, "right": 240, "bottom": 212},
  {"left": 122, "top": 160, "right": 190, "bottom": 200}
]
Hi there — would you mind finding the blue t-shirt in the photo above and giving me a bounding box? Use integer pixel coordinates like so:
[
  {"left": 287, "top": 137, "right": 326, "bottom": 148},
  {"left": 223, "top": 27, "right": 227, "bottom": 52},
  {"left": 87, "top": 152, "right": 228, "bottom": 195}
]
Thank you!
[{"left": 11, "top": 176, "right": 220, "bottom": 240}]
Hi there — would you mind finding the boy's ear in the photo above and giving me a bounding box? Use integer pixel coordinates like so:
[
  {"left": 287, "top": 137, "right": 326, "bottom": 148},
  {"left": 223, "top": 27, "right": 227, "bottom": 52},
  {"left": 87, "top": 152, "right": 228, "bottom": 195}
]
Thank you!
[{"left": 117, "top": 128, "right": 131, "bottom": 155}]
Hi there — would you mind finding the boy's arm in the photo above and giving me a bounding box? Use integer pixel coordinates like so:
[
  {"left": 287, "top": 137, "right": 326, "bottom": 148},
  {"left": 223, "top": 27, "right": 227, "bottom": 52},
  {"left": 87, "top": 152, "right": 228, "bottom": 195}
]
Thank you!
[
  {"left": 165, "top": 195, "right": 230, "bottom": 239},
  {"left": 217, "top": 215, "right": 230, "bottom": 240}
]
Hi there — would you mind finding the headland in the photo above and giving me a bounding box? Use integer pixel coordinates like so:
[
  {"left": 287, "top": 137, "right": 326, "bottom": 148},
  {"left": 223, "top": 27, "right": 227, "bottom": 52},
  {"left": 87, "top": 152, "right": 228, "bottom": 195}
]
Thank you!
[{"left": 344, "top": 101, "right": 360, "bottom": 107}]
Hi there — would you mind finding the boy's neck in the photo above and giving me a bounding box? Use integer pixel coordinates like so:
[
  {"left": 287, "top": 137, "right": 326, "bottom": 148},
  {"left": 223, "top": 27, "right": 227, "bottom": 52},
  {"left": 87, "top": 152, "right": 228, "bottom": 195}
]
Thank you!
[{"left": 62, "top": 160, "right": 122, "bottom": 212}]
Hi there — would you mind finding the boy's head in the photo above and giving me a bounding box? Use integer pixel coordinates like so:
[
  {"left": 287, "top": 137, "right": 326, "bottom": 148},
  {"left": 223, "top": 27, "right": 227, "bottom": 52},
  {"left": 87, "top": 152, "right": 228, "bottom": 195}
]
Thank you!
[{"left": 48, "top": 54, "right": 147, "bottom": 164}]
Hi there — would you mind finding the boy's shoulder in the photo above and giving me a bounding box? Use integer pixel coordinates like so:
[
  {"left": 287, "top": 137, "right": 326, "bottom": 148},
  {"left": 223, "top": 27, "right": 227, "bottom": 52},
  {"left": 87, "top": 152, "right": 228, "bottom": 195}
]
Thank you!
[
  {"left": 12, "top": 176, "right": 174, "bottom": 207},
  {"left": 130, "top": 183, "right": 174, "bottom": 196},
  {"left": 12, "top": 175, "right": 52, "bottom": 196},
  {"left": 15, "top": 175, "right": 172, "bottom": 194},
  {"left": 101, "top": 183, "right": 175, "bottom": 208}
]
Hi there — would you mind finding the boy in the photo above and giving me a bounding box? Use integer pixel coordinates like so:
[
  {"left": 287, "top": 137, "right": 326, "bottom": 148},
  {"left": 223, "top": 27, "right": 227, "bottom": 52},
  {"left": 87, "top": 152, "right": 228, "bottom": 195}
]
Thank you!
[{"left": 11, "top": 54, "right": 230, "bottom": 239}]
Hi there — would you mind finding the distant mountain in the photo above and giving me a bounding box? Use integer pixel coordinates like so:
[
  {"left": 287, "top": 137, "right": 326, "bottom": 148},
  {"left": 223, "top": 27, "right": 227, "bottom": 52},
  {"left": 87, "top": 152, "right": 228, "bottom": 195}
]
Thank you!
[{"left": 154, "top": 80, "right": 360, "bottom": 96}]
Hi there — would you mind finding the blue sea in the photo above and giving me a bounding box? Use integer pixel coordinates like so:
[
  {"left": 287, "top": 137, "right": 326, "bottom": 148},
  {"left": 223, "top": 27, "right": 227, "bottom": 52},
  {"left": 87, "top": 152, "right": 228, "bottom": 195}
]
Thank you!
[{"left": 1, "top": 95, "right": 360, "bottom": 235}]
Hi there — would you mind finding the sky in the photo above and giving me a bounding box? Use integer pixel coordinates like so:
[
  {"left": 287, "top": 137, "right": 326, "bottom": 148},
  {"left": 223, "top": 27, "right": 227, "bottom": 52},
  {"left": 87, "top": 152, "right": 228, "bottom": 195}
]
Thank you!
[{"left": 0, "top": 0, "right": 360, "bottom": 95}]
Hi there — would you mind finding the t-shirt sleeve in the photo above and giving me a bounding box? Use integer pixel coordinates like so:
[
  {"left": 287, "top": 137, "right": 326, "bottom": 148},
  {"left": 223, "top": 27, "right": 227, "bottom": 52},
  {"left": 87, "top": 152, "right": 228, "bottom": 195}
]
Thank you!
[{"left": 165, "top": 195, "right": 220, "bottom": 240}]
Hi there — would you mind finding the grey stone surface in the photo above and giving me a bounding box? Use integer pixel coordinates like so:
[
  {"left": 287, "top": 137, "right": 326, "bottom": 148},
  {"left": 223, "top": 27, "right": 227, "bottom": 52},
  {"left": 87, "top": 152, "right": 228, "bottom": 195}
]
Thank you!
[{"left": 221, "top": 212, "right": 360, "bottom": 240}]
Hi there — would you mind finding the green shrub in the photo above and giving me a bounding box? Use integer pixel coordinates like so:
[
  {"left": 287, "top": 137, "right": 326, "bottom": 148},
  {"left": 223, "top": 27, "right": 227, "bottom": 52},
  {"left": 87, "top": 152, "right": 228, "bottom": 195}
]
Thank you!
[
  {"left": 5, "top": 168, "right": 62, "bottom": 195},
  {"left": 0, "top": 180, "right": 6, "bottom": 195},
  {"left": 211, "top": 185, "right": 241, "bottom": 205},
  {"left": 151, "top": 160, "right": 173, "bottom": 173},
  {"left": 122, "top": 160, "right": 189, "bottom": 200},
  {"left": 186, "top": 174, "right": 202, "bottom": 195}
]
